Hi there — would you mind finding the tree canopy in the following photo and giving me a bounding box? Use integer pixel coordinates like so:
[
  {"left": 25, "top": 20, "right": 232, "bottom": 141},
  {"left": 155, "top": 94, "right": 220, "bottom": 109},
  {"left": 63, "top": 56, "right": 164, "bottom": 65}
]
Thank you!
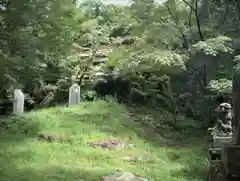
[{"left": 0, "top": 0, "right": 239, "bottom": 123}]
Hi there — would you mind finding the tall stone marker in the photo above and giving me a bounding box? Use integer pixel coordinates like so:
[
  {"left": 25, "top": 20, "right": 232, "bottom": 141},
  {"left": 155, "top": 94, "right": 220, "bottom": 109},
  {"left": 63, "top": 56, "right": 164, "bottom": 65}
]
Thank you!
[
  {"left": 13, "top": 89, "right": 24, "bottom": 115},
  {"left": 68, "top": 84, "right": 81, "bottom": 107},
  {"left": 233, "top": 55, "right": 240, "bottom": 144}
]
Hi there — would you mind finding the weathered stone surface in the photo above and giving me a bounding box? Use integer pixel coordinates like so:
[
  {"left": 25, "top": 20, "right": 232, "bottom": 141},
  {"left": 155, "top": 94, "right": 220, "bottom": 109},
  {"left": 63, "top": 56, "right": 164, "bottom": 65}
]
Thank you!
[
  {"left": 68, "top": 84, "right": 80, "bottom": 107},
  {"left": 233, "top": 55, "right": 240, "bottom": 144},
  {"left": 120, "top": 156, "right": 137, "bottom": 162},
  {"left": 77, "top": 49, "right": 113, "bottom": 59},
  {"left": 211, "top": 135, "right": 233, "bottom": 148},
  {"left": 87, "top": 140, "right": 134, "bottom": 149},
  {"left": 13, "top": 89, "right": 24, "bottom": 115},
  {"left": 214, "top": 103, "right": 233, "bottom": 135},
  {"left": 208, "top": 160, "right": 224, "bottom": 181},
  {"left": 120, "top": 152, "right": 154, "bottom": 163},
  {"left": 222, "top": 145, "right": 240, "bottom": 178},
  {"left": 100, "top": 172, "right": 148, "bottom": 181}
]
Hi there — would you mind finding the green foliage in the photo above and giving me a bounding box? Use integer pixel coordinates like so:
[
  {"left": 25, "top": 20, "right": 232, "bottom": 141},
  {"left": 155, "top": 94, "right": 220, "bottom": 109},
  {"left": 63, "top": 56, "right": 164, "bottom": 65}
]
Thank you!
[
  {"left": 0, "top": 0, "right": 238, "bottom": 127},
  {"left": 207, "top": 78, "right": 232, "bottom": 94},
  {"left": 107, "top": 41, "right": 185, "bottom": 116},
  {"left": 192, "top": 36, "right": 234, "bottom": 56},
  {"left": 108, "top": 44, "right": 186, "bottom": 76},
  {"left": 1, "top": 1, "right": 239, "bottom": 178},
  {"left": 0, "top": 0, "right": 82, "bottom": 102},
  {"left": 82, "top": 90, "right": 97, "bottom": 101}
]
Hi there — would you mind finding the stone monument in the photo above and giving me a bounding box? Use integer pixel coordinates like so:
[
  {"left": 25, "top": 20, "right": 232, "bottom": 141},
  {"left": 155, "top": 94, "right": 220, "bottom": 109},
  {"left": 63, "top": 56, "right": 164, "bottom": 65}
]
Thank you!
[
  {"left": 13, "top": 89, "right": 24, "bottom": 115},
  {"left": 68, "top": 84, "right": 80, "bottom": 107},
  {"left": 215, "top": 102, "right": 233, "bottom": 136}
]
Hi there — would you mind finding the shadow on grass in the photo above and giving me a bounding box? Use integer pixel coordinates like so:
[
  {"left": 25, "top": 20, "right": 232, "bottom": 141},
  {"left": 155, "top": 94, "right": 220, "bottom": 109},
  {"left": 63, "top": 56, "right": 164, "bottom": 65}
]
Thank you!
[
  {"left": 0, "top": 164, "right": 103, "bottom": 181},
  {"left": 0, "top": 115, "right": 40, "bottom": 140},
  {"left": 171, "top": 165, "right": 208, "bottom": 181},
  {"left": 125, "top": 104, "right": 208, "bottom": 144},
  {"left": 0, "top": 114, "right": 107, "bottom": 181},
  {"left": 61, "top": 101, "right": 208, "bottom": 149},
  {"left": 0, "top": 114, "right": 44, "bottom": 181},
  {"left": 170, "top": 156, "right": 208, "bottom": 181},
  {"left": 166, "top": 142, "right": 208, "bottom": 181}
]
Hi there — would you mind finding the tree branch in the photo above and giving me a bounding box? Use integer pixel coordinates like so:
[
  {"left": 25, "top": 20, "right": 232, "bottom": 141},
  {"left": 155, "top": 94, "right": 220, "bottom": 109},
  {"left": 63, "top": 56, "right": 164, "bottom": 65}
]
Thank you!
[
  {"left": 194, "top": 0, "right": 203, "bottom": 40},
  {"left": 188, "top": 1, "right": 194, "bottom": 31},
  {"left": 182, "top": 0, "right": 203, "bottom": 40},
  {"left": 165, "top": 4, "right": 189, "bottom": 49},
  {"left": 222, "top": 0, "right": 229, "bottom": 24},
  {"left": 236, "top": 0, "right": 240, "bottom": 27},
  {"left": 76, "top": 39, "right": 97, "bottom": 85},
  {"left": 182, "top": 0, "right": 196, "bottom": 12}
]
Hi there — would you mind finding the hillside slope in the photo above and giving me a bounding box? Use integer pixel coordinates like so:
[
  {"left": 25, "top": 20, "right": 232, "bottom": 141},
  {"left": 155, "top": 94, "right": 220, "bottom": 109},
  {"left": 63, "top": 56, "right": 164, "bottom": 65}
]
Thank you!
[{"left": 0, "top": 100, "right": 207, "bottom": 181}]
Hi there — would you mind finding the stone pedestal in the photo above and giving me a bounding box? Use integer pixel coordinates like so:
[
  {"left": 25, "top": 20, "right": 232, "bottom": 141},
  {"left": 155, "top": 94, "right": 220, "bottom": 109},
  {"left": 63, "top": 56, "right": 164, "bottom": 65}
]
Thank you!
[
  {"left": 208, "top": 160, "right": 225, "bottom": 181},
  {"left": 221, "top": 145, "right": 240, "bottom": 178},
  {"left": 211, "top": 135, "right": 233, "bottom": 148},
  {"left": 209, "top": 136, "right": 233, "bottom": 164}
]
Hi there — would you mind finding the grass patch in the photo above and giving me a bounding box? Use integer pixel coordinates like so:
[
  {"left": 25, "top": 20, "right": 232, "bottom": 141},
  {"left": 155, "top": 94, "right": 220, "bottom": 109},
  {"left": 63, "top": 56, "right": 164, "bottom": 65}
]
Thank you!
[{"left": 0, "top": 100, "right": 208, "bottom": 181}]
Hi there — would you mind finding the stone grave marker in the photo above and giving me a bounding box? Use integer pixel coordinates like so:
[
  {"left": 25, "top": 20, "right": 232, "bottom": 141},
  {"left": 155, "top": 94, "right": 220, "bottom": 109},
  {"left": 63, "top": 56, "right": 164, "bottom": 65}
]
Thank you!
[
  {"left": 68, "top": 84, "right": 81, "bottom": 107},
  {"left": 13, "top": 89, "right": 24, "bottom": 115}
]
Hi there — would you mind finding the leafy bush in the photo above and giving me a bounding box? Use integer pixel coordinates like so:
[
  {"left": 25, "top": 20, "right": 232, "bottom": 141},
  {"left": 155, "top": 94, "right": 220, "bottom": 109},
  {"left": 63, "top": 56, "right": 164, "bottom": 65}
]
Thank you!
[
  {"left": 82, "top": 90, "right": 97, "bottom": 101},
  {"left": 207, "top": 78, "right": 232, "bottom": 95}
]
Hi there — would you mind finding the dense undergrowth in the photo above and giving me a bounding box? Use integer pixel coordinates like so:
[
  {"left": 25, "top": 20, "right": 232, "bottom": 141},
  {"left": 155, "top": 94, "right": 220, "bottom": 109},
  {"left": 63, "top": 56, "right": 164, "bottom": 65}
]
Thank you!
[{"left": 0, "top": 100, "right": 208, "bottom": 181}]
